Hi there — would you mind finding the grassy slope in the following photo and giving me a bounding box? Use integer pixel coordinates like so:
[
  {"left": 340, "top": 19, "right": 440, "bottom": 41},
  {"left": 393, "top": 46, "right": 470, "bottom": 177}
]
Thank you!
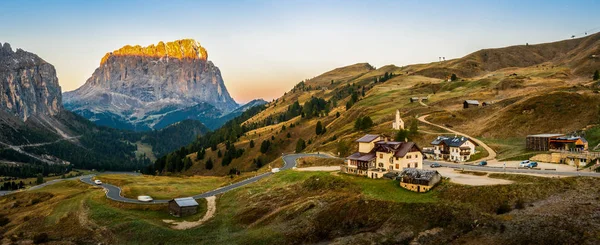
[
  {"left": 96, "top": 174, "right": 231, "bottom": 199},
  {"left": 1, "top": 171, "right": 599, "bottom": 244}
]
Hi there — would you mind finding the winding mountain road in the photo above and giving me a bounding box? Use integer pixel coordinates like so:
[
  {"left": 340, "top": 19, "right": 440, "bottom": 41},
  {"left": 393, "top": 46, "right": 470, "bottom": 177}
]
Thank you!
[{"left": 80, "top": 153, "right": 335, "bottom": 204}]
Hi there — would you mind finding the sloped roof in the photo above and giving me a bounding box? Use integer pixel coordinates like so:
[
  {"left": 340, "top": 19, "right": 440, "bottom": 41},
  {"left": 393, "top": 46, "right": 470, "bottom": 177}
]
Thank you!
[
  {"left": 400, "top": 168, "right": 440, "bottom": 181},
  {"left": 527, "top": 133, "right": 564, "bottom": 138},
  {"left": 171, "top": 197, "right": 199, "bottom": 207},
  {"left": 356, "top": 134, "right": 380, "bottom": 143},
  {"left": 346, "top": 152, "right": 376, "bottom": 162},
  {"left": 431, "top": 136, "right": 475, "bottom": 147},
  {"left": 374, "top": 141, "right": 422, "bottom": 158},
  {"left": 464, "top": 100, "right": 480, "bottom": 105}
]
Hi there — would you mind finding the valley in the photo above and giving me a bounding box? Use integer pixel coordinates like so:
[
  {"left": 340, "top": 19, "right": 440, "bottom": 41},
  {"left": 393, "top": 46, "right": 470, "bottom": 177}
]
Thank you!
[{"left": 2, "top": 15, "right": 600, "bottom": 244}]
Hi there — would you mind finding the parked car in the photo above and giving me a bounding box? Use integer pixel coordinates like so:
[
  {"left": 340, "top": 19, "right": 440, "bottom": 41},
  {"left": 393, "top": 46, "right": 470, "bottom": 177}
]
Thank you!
[
  {"left": 478, "top": 161, "right": 487, "bottom": 166},
  {"left": 527, "top": 162, "right": 538, "bottom": 168},
  {"left": 430, "top": 162, "right": 441, "bottom": 168},
  {"left": 94, "top": 179, "right": 102, "bottom": 185},
  {"left": 519, "top": 160, "right": 531, "bottom": 168},
  {"left": 271, "top": 168, "right": 280, "bottom": 173},
  {"left": 137, "top": 195, "right": 153, "bottom": 202}
]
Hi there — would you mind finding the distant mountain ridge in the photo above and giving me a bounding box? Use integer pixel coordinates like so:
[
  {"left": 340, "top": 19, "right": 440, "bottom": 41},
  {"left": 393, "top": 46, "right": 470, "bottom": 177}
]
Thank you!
[
  {"left": 0, "top": 42, "right": 211, "bottom": 177},
  {"left": 411, "top": 32, "right": 600, "bottom": 79},
  {"left": 63, "top": 39, "right": 240, "bottom": 131},
  {"left": 0, "top": 42, "right": 62, "bottom": 121}
]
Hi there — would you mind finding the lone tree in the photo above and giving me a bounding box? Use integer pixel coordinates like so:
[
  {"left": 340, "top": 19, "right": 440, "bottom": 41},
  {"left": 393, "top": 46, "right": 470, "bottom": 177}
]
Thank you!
[
  {"left": 295, "top": 139, "right": 306, "bottom": 153},
  {"left": 450, "top": 73, "right": 458, "bottom": 81},
  {"left": 205, "top": 158, "right": 214, "bottom": 170},
  {"left": 409, "top": 120, "right": 419, "bottom": 135},
  {"left": 260, "top": 140, "right": 271, "bottom": 154},
  {"left": 35, "top": 174, "right": 44, "bottom": 185},
  {"left": 594, "top": 70, "right": 600, "bottom": 81},
  {"left": 315, "top": 121, "right": 324, "bottom": 135},
  {"left": 395, "top": 129, "right": 410, "bottom": 142},
  {"left": 249, "top": 140, "right": 255, "bottom": 148}
]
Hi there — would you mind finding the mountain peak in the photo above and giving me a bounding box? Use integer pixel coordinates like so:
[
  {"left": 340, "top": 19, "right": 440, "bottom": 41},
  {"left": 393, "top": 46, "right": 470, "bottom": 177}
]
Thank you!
[{"left": 100, "top": 39, "right": 208, "bottom": 65}]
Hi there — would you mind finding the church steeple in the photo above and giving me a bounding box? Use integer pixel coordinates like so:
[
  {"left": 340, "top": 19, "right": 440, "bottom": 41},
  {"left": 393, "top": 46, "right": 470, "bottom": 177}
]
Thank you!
[{"left": 392, "top": 109, "right": 404, "bottom": 130}]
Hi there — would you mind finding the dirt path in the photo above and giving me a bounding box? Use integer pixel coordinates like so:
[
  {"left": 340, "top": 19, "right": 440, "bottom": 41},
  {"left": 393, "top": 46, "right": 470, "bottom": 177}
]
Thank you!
[
  {"left": 163, "top": 196, "right": 216, "bottom": 230},
  {"left": 417, "top": 115, "right": 497, "bottom": 162}
]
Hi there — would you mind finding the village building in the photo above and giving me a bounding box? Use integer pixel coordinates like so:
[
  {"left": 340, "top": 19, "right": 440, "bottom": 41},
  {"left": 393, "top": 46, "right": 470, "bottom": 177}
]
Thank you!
[
  {"left": 429, "top": 136, "right": 478, "bottom": 162},
  {"left": 392, "top": 109, "right": 404, "bottom": 130},
  {"left": 463, "top": 100, "right": 480, "bottom": 109},
  {"left": 410, "top": 97, "right": 419, "bottom": 103},
  {"left": 342, "top": 134, "right": 424, "bottom": 179},
  {"left": 526, "top": 134, "right": 588, "bottom": 152},
  {"left": 398, "top": 168, "right": 442, "bottom": 192},
  {"left": 168, "top": 197, "right": 199, "bottom": 217},
  {"left": 526, "top": 134, "right": 564, "bottom": 151}
]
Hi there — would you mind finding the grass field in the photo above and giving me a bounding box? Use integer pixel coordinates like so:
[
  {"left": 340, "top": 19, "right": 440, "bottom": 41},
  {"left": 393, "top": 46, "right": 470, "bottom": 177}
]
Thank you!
[{"left": 96, "top": 174, "right": 230, "bottom": 199}]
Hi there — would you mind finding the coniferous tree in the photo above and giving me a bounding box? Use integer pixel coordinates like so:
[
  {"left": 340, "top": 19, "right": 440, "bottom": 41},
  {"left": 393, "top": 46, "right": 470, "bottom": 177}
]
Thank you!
[
  {"left": 249, "top": 140, "right": 255, "bottom": 148},
  {"left": 295, "top": 139, "right": 306, "bottom": 153},
  {"left": 315, "top": 121, "right": 324, "bottom": 135},
  {"left": 409, "top": 120, "right": 419, "bottom": 135},
  {"left": 594, "top": 70, "right": 600, "bottom": 80},
  {"left": 205, "top": 158, "right": 213, "bottom": 170},
  {"left": 260, "top": 140, "right": 271, "bottom": 154}
]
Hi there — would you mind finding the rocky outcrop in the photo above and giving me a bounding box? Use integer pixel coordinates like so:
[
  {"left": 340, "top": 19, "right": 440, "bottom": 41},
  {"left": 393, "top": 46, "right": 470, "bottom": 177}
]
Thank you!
[
  {"left": 64, "top": 39, "right": 239, "bottom": 131},
  {"left": 0, "top": 42, "right": 62, "bottom": 121}
]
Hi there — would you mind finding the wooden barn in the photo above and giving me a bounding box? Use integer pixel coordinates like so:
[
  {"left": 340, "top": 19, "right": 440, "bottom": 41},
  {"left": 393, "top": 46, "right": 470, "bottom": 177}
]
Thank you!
[
  {"left": 169, "top": 197, "right": 199, "bottom": 217},
  {"left": 463, "top": 100, "right": 480, "bottom": 109},
  {"left": 526, "top": 134, "right": 564, "bottom": 151}
]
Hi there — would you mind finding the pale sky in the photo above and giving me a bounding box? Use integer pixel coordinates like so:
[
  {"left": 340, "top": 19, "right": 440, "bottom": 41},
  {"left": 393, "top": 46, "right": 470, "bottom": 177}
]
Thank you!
[{"left": 1, "top": 0, "right": 599, "bottom": 103}]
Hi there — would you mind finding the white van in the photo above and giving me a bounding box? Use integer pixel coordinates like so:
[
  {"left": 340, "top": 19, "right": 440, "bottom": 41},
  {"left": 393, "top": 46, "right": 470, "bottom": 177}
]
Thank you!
[
  {"left": 137, "top": 195, "right": 153, "bottom": 202},
  {"left": 94, "top": 179, "right": 102, "bottom": 185}
]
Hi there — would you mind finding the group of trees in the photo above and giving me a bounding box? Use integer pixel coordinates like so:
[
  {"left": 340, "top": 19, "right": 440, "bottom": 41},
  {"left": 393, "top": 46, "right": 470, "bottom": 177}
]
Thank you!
[
  {"left": 150, "top": 104, "right": 267, "bottom": 174},
  {"left": 0, "top": 181, "right": 25, "bottom": 191},
  {"left": 220, "top": 141, "right": 245, "bottom": 166},
  {"left": 374, "top": 72, "right": 396, "bottom": 84},
  {"left": 354, "top": 116, "right": 374, "bottom": 131}
]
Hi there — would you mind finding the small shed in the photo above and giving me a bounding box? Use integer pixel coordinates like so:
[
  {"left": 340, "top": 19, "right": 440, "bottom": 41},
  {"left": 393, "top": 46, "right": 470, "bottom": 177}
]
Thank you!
[
  {"left": 399, "top": 168, "right": 441, "bottom": 192},
  {"left": 463, "top": 100, "right": 480, "bottom": 109},
  {"left": 410, "top": 97, "right": 419, "bottom": 103},
  {"left": 169, "top": 197, "right": 199, "bottom": 217}
]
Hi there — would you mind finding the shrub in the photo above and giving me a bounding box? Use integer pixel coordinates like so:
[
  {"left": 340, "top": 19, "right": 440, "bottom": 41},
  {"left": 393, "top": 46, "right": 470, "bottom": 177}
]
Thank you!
[
  {"left": 594, "top": 70, "right": 599, "bottom": 81},
  {"left": 496, "top": 202, "right": 512, "bottom": 214},
  {"left": 33, "top": 233, "right": 49, "bottom": 244},
  {"left": 295, "top": 139, "right": 306, "bottom": 153}
]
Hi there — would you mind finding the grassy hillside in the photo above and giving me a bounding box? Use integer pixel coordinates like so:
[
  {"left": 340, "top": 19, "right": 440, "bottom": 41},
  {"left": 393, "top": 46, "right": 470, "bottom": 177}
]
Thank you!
[
  {"left": 1, "top": 172, "right": 599, "bottom": 244},
  {"left": 149, "top": 33, "right": 600, "bottom": 176}
]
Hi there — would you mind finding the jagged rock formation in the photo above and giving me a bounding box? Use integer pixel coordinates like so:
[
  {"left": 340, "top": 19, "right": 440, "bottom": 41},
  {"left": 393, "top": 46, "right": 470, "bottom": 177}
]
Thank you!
[
  {"left": 0, "top": 42, "right": 62, "bottom": 121},
  {"left": 64, "top": 39, "right": 239, "bottom": 131}
]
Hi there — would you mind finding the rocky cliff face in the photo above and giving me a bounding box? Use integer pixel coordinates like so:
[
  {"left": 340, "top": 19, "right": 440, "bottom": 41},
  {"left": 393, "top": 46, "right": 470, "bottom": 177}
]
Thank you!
[
  {"left": 63, "top": 39, "right": 239, "bottom": 131},
  {"left": 0, "top": 42, "right": 62, "bottom": 121}
]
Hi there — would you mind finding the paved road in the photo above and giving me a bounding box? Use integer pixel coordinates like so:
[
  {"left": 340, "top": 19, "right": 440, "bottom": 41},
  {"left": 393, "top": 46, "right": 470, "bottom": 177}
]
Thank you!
[
  {"left": 0, "top": 174, "right": 95, "bottom": 196},
  {"left": 79, "top": 153, "right": 335, "bottom": 204},
  {"left": 425, "top": 160, "right": 600, "bottom": 177},
  {"left": 418, "top": 114, "right": 497, "bottom": 162}
]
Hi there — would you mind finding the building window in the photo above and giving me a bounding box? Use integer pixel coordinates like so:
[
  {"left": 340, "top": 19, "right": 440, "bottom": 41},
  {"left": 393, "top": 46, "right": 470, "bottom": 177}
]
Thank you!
[
  {"left": 415, "top": 163, "right": 418, "bottom": 168},
  {"left": 379, "top": 154, "right": 383, "bottom": 159},
  {"left": 395, "top": 164, "right": 399, "bottom": 169}
]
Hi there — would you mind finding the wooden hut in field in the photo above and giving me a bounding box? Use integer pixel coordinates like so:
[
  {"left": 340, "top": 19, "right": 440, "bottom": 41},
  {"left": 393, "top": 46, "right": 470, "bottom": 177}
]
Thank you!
[{"left": 169, "top": 197, "right": 199, "bottom": 217}]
